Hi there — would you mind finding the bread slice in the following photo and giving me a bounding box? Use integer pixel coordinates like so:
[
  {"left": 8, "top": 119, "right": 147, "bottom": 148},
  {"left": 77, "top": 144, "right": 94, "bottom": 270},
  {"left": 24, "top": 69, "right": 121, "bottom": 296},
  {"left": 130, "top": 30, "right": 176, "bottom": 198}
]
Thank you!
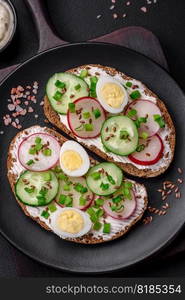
[
  {"left": 7, "top": 125, "right": 148, "bottom": 244},
  {"left": 44, "top": 64, "right": 175, "bottom": 178}
]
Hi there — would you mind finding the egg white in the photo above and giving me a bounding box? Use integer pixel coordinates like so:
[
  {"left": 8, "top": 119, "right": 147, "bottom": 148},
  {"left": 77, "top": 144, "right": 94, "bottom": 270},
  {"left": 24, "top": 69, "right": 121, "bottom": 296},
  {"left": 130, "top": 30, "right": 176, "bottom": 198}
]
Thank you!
[
  {"left": 50, "top": 207, "right": 92, "bottom": 238},
  {"left": 60, "top": 140, "right": 90, "bottom": 177},
  {"left": 96, "top": 76, "right": 128, "bottom": 114}
]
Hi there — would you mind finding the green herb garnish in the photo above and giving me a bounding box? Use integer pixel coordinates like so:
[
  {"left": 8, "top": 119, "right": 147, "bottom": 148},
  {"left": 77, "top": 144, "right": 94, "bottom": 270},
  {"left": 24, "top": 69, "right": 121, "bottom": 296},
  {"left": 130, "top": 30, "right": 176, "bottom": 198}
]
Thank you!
[
  {"left": 127, "top": 109, "right": 137, "bottom": 118},
  {"left": 83, "top": 111, "right": 91, "bottom": 119},
  {"left": 68, "top": 102, "right": 76, "bottom": 113},
  {"left": 130, "top": 90, "right": 141, "bottom": 100},
  {"left": 93, "top": 222, "right": 102, "bottom": 231},
  {"left": 136, "top": 144, "right": 145, "bottom": 152},
  {"left": 93, "top": 108, "right": 101, "bottom": 119},
  {"left": 43, "top": 148, "right": 52, "bottom": 156},
  {"left": 26, "top": 159, "right": 34, "bottom": 166},
  {"left": 75, "top": 84, "right": 81, "bottom": 91},
  {"left": 57, "top": 173, "right": 68, "bottom": 181},
  {"left": 24, "top": 187, "right": 35, "bottom": 194},
  {"left": 140, "top": 131, "right": 149, "bottom": 139},
  {"left": 75, "top": 124, "right": 84, "bottom": 131},
  {"left": 90, "top": 76, "right": 98, "bottom": 98},
  {"left": 95, "top": 198, "right": 104, "bottom": 206},
  {"left": 63, "top": 184, "right": 71, "bottom": 191},
  {"left": 74, "top": 183, "right": 88, "bottom": 194},
  {"left": 53, "top": 91, "right": 63, "bottom": 101},
  {"left": 59, "top": 194, "right": 66, "bottom": 205},
  {"left": 100, "top": 182, "right": 109, "bottom": 191},
  {"left": 48, "top": 203, "right": 57, "bottom": 213},
  {"left": 103, "top": 223, "right": 111, "bottom": 234},
  {"left": 91, "top": 172, "right": 101, "bottom": 180},
  {"left": 80, "top": 69, "right": 88, "bottom": 78},
  {"left": 37, "top": 196, "right": 46, "bottom": 205},
  {"left": 43, "top": 172, "right": 52, "bottom": 181},
  {"left": 35, "top": 143, "right": 43, "bottom": 151},
  {"left": 35, "top": 137, "right": 42, "bottom": 144},
  {"left": 96, "top": 208, "right": 104, "bottom": 218},
  {"left": 119, "top": 130, "right": 129, "bottom": 140},
  {"left": 106, "top": 174, "right": 116, "bottom": 185},
  {"left": 153, "top": 114, "right": 165, "bottom": 128},
  {"left": 79, "top": 196, "right": 86, "bottom": 206},
  {"left": 126, "top": 81, "right": 132, "bottom": 88},
  {"left": 29, "top": 147, "right": 36, "bottom": 155},
  {"left": 84, "top": 123, "right": 93, "bottom": 131},
  {"left": 112, "top": 195, "right": 123, "bottom": 204},
  {"left": 55, "top": 80, "right": 66, "bottom": 89},
  {"left": 134, "top": 116, "right": 148, "bottom": 128},
  {"left": 41, "top": 210, "right": 50, "bottom": 219}
]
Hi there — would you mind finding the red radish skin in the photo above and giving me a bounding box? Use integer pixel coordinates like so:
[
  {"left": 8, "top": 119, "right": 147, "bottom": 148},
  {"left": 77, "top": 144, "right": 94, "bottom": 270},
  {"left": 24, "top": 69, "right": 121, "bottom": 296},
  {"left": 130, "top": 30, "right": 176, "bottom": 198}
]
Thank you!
[
  {"left": 103, "top": 190, "right": 136, "bottom": 220},
  {"left": 125, "top": 99, "right": 161, "bottom": 137},
  {"left": 67, "top": 97, "right": 106, "bottom": 139},
  {"left": 55, "top": 194, "right": 94, "bottom": 211},
  {"left": 18, "top": 133, "right": 60, "bottom": 172},
  {"left": 128, "top": 134, "right": 164, "bottom": 166}
]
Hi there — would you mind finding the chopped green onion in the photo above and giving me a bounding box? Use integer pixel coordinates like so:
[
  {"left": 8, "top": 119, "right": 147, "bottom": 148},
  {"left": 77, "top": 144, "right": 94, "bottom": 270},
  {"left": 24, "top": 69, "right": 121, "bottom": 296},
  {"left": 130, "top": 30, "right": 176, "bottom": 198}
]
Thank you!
[
  {"left": 119, "top": 130, "right": 129, "bottom": 140},
  {"left": 43, "top": 172, "right": 52, "bottom": 181},
  {"left": 153, "top": 114, "right": 165, "bottom": 128},
  {"left": 91, "top": 172, "right": 101, "bottom": 180},
  {"left": 35, "top": 137, "right": 42, "bottom": 144},
  {"left": 140, "top": 131, "right": 149, "bottom": 139},
  {"left": 130, "top": 90, "right": 141, "bottom": 100},
  {"left": 53, "top": 166, "right": 62, "bottom": 173},
  {"left": 87, "top": 207, "right": 95, "bottom": 216},
  {"left": 135, "top": 116, "right": 148, "bottom": 128},
  {"left": 106, "top": 174, "right": 116, "bottom": 185},
  {"left": 57, "top": 173, "right": 68, "bottom": 181},
  {"left": 93, "top": 222, "right": 102, "bottom": 231},
  {"left": 90, "top": 214, "right": 98, "bottom": 223},
  {"left": 103, "top": 223, "right": 111, "bottom": 234},
  {"left": 43, "top": 148, "right": 52, "bottom": 156},
  {"left": 63, "top": 184, "right": 71, "bottom": 191},
  {"left": 123, "top": 188, "right": 131, "bottom": 200},
  {"left": 90, "top": 76, "right": 98, "bottom": 97},
  {"left": 65, "top": 196, "right": 73, "bottom": 207},
  {"left": 68, "top": 102, "right": 76, "bottom": 113},
  {"left": 96, "top": 208, "right": 104, "bottom": 218},
  {"left": 123, "top": 181, "right": 133, "bottom": 189},
  {"left": 37, "top": 196, "right": 46, "bottom": 205},
  {"left": 111, "top": 204, "right": 124, "bottom": 212},
  {"left": 112, "top": 195, "right": 123, "bottom": 204},
  {"left": 80, "top": 69, "right": 88, "bottom": 78},
  {"left": 84, "top": 123, "right": 93, "bottom": 131},
  {"left": 83, "top": 111, "right": 91, "bottom": 119},
  {"left": 75, "top": 84, "right": 81, "bottom": 90},
  {"left": 53, "top": 90, "right": 63, "bottom": 101},
  {"left": 29, "top": 147, "right": 36, "bottom": 155},
  {"left": 126, "top": 81, "right": 132, "bottom": 88},
  {"left": 55, "top": 80, "right": 66, "bottom": 89},
  {"left": 79, "top": 196, "right": 86, "bottom": 206},
  {"left": 93, "top": 108, "right": 101, "bottom": 119},
  {"left": 136, "top": 144, "right": 145, "bottom": 152},
  {"left": 127, "top": 109, "right": 137, "bottom": 118},
  {"left": 41, "top": 210, "right": 50, "bottom": 219},
  {"left": 35, "top": 143, "right": 43, "bottom": 151},
  {"left": 24, "top": 187, "right": 35, "bottom": 194},
  {"left": 48, "top": 203, "right": 57, "bottom": 213},
  {"left": 39, "top": 187, "right": 48, "bottom": 197},
  {"left": 95, "top": 198, "right": 104, "bottom": 206},
  {"left": 100, "top": 182, "right": 109, "bottom": 191},
  {"left": 59, "top": 194, "right": 67, "bottom": 205},
  {"left": 26, "top": 159, "right": 34, "bottom": 166},
  {"left": 74, "top": 183, "right": 88, "bottom": 194}
]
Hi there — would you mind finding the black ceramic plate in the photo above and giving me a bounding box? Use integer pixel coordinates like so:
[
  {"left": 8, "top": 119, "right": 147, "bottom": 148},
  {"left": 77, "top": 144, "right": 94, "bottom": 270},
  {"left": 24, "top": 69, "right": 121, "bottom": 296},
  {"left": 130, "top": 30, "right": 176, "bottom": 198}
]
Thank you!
[{"left": 0, "top": 43, "right": 185, "bottom": 274}]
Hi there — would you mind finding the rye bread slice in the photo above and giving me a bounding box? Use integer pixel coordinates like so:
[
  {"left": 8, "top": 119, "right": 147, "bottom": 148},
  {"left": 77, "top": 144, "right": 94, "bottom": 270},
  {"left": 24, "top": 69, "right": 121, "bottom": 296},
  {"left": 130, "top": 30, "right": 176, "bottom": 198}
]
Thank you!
[
  {"left": 44, "top": 64, "right": 175, "bottom": 178},
  {"left": 7, "top": 126, "right": 148, "bottom": 244}
]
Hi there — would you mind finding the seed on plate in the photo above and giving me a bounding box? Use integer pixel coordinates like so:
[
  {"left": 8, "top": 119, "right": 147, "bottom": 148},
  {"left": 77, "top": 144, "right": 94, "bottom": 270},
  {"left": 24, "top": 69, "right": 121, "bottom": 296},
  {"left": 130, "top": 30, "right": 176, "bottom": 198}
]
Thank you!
[
  {"left": 176, "top": 192, "right": 181, "bottom": 199},
  {"left": 174, "top": 187, "right": 179, "bottom": 193},
  {"left": 177, "top": 178, "right": 183, "bottom": 184},
  {"left": 178, "top": 167, "right": 183, "bottom": 174}
]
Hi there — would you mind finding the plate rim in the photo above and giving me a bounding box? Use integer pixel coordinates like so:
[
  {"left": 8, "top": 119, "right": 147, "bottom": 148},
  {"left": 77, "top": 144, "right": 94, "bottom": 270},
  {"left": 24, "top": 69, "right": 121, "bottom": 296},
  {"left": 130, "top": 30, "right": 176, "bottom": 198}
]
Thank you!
[{"left": 1, "top": 41, "right": 185, "bottom": 274}]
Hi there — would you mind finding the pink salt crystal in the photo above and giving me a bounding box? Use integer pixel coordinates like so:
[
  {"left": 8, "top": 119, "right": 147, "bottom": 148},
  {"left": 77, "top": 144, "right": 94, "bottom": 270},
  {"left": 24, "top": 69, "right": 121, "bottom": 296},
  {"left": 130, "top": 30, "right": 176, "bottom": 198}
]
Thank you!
[
  {"left": 15, "top": 118, "right": 19, "bottom": 124},
  {"left": 28, "top": 107, "right": 34, "bottom": 113},
  {"left": 113, "top": 13, "right": 118, "bottom": 19},
  {"left": 7, "top": 104, "right": 15, "bottom": 111},
  {"left": 16, "top": 99, "right": 21, "bottom": 105},
  {"left": 40, "top": 101, "right": 44, "bottom": 106},
  {"left": 126, "top": 1, "right": 130, "bottom": 6},
  {"left": 12, "top": 122, "right": 17, "bottom": 128},
  {"left": 141, "top": 6, "right": 147, "bottom": 13},
  {"left": 24, "top": 101, "right": 29, "bottom": 106},
  {"left": 33, "top": 89, "right": 37, "bottom": 94},
  {"left": 16, "top": 105, "right": 22, "bottom": 112}
]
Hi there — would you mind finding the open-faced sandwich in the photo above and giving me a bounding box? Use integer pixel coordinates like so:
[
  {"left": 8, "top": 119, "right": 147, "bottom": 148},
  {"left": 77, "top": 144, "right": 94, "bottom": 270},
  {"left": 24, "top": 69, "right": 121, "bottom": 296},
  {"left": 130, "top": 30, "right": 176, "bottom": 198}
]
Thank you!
[
  {"left": 44, "top": 64, "right": 175, "bottom": 178},
  {"left": 7, "top": 126, "right": 148, "bottom": 244}
]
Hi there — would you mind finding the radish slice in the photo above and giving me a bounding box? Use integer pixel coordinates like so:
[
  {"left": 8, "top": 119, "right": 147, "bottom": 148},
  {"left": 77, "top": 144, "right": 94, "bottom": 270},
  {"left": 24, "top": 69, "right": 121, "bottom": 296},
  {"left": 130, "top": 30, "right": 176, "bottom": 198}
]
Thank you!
[
  {"left": 18, "top": 133, "right": 60, "bottom": 171},
  {"left": 55, "top": 176, "right": 94, "bottom": 210},
  {"left": 125, "top": 99, "right": 161, "bottom": 137},
  {"left": 128, "top": 134, "right": 164, "bottom": 166},
  {"left": 67, "top": 97, "right": 106, "bottom": 139},
  {"left": 103, "top": 190, "right": 136, "bottom": 220}
]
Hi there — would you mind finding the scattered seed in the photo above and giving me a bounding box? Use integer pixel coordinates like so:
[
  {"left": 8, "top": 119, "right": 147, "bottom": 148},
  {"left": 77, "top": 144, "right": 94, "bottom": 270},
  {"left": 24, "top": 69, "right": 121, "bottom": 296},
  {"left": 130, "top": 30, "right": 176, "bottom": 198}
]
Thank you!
[
  {"left": 178, "top": 168, "right": 183, "bottom": 174},
  {"left": 177, "top": 178, "right": 183, "bottom": 184}
]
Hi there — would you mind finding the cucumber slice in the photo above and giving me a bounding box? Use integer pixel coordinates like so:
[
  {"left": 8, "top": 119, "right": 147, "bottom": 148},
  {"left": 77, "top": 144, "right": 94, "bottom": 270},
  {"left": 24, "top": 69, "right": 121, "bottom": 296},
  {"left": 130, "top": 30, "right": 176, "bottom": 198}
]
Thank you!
[
  {"left": 46, "top": 73, "right": 89, "bottom": 114},
  {"left": 15, "top": 170, "right": 59, "bottom": 206},
  {"left": 101, "top": 116, "right": 138, "bottom": 156},
  {"left": 55, "top": 175, "right": 94, "bottom": 210},
  {"left": 86, "top": 162, "right": 123, "bottom": 196}
]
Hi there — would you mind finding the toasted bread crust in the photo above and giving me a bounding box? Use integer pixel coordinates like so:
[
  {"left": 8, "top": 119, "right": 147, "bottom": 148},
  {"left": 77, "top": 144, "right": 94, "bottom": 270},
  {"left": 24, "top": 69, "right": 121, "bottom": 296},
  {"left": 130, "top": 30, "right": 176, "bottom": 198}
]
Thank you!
[
  {"left": 7, "top": 126, "right": 148, "bottom": 244},
  {"left": 44, "top": 64, "right": 175, "bottom": 178}
]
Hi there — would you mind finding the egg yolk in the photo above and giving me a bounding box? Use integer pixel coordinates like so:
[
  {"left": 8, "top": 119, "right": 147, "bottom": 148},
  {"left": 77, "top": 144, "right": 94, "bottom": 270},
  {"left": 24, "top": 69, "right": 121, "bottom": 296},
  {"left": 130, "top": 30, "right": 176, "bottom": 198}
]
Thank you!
[
  {"left": 57, "top": 210, "right": 84, "bottom": 234},
  {"left": 101, "top": 83, "right": 124, "bottom": 108},
  {"left": 61, "top": 150, "right": 83, "bottom": 171}
]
